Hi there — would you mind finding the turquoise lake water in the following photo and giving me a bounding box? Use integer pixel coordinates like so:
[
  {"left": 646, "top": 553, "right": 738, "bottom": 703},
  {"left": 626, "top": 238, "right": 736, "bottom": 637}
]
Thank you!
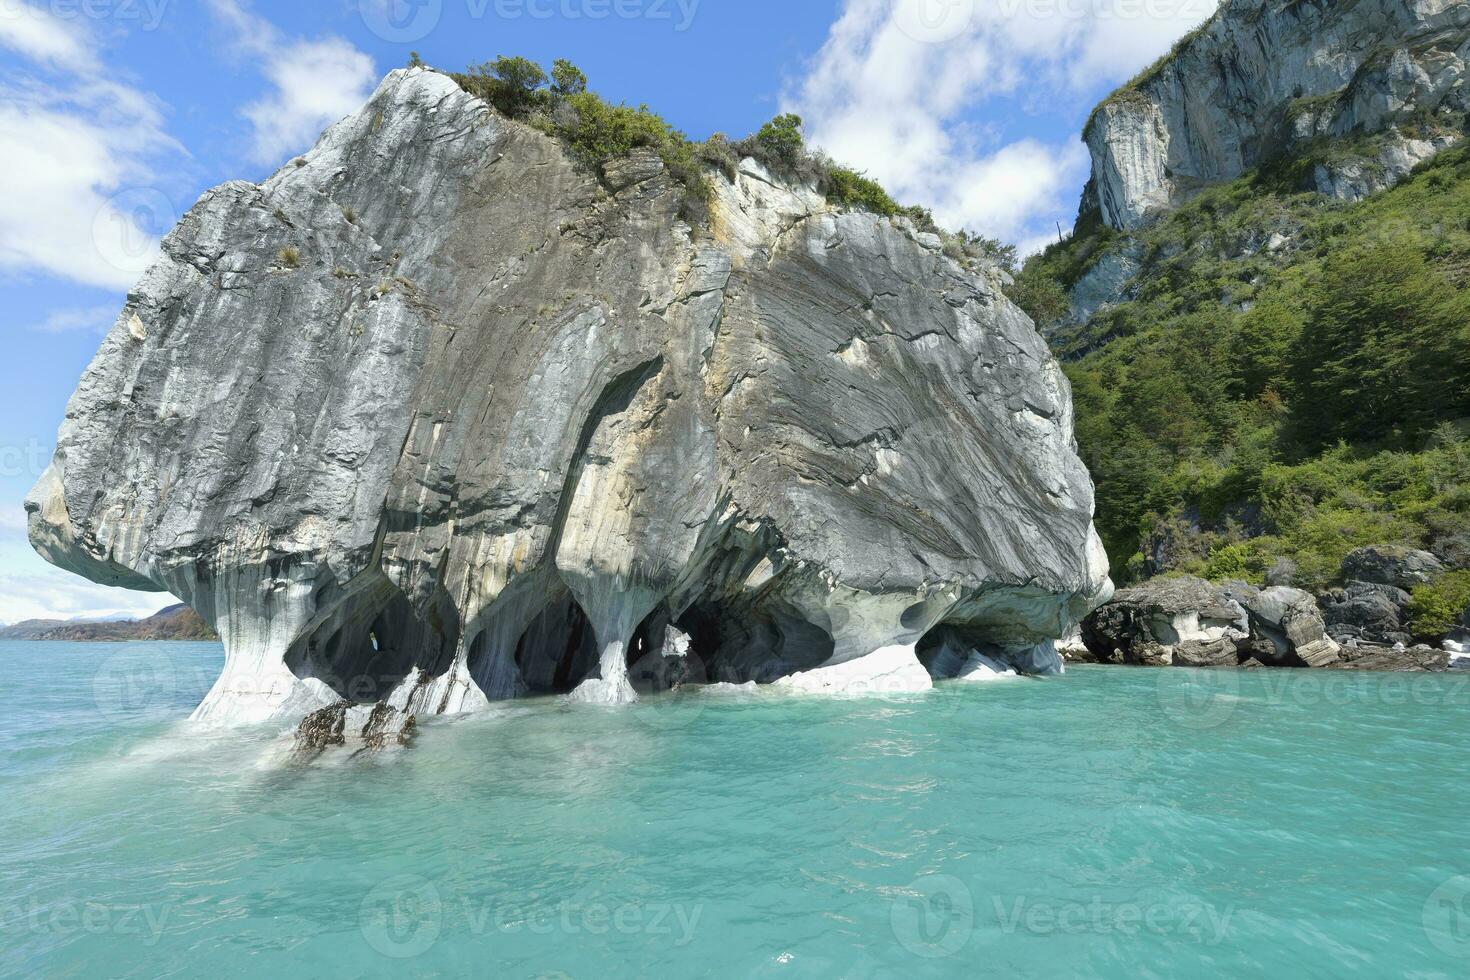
[{"left": 2, "top": 640, "right": 1469, "bottom": 977}]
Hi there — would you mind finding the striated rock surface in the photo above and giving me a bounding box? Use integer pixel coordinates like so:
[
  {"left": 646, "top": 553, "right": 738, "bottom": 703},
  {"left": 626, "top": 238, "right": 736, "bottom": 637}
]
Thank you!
[
  {"left": 1230, "top": 584, "right": 1342, "bottom": 668},
  {"left": 26, "top": 68, "right": 1110, "bottom": 726},
  {"left": 1340, "top": 545, "right": 1445, "bottom": 589},
  {"left": 1320, "top": 580, "right": 1414, "bottom": 647},
  {"left": 1082, "top": 576, "right": 1349, "bottom": 668},
  {"left": 1086, "top": 0, "right": 1470, "bottom": 229},
  {"left": 1080, "top": 575, "right": 1249, "bottom": 666}
]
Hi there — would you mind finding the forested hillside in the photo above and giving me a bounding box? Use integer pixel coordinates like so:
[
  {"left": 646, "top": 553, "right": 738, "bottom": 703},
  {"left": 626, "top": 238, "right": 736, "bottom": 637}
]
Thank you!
[{"left": 1010, "top": 146, "right": 1470, "bottom": 594}]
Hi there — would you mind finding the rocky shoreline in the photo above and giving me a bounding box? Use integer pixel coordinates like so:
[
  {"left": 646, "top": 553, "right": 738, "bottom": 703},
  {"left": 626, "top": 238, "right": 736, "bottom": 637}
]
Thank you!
[{"left": 1070, "top": 546, "right": 1468, "bottom": 674}]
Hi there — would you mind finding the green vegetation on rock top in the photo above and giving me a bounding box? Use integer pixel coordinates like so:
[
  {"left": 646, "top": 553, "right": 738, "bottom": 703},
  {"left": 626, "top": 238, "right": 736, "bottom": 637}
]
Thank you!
[
  {"left": 438, "top": 55, "right": 973, "bottom": 241},
  {"left": 1082, "top": 14, "right": 1220, "bottom": 138}
]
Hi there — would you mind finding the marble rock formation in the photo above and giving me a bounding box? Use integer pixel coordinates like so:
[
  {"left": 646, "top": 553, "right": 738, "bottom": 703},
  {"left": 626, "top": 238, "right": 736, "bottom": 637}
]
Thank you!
[{"left": 27, "top": 68, "right": 1111, "bottom": 726}]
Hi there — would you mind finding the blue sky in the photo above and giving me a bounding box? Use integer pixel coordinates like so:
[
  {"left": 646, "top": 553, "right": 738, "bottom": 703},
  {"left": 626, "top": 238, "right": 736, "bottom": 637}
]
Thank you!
[{"left": 0, "top": 0, "right": 1216, "bottom": 622}]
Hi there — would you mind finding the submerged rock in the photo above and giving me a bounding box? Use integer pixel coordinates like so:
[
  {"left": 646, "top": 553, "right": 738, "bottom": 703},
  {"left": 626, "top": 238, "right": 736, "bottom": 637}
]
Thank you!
[
  {"left": 25, "top": 68, "right": 1110, "bottom": 727},
  {"left": 294, "top": 701, "right": 416, "bottom": 758}
]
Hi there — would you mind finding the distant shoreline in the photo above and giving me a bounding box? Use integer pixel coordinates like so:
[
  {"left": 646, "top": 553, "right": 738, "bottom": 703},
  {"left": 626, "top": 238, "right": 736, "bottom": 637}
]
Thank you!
[{"left": 0, "top": 604, "right": 217, "bottom": 643}]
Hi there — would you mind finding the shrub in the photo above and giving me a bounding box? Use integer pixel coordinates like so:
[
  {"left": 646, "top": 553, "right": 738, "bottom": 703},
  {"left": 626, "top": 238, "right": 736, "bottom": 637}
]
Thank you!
[
  {"left": 457, "top": 56, "right": 549, "bottom": 117},
  {"left": 746, "top": 113, "right": 805, "bottom": 171},
  {"left": 697, "top": 133, "right": 739, "bottom": 181},
  {"left": 826, "top": 167, "right": 898, "bottom": 216},
  {"left": 444, "top": 56, "right": 1019, "bottom": 251},
  {"left": 277, "top": 246, "right": 300, "bottom": 268},
  {"left": 1408, "top": 571, "right": 1470, "bottom": 637}
]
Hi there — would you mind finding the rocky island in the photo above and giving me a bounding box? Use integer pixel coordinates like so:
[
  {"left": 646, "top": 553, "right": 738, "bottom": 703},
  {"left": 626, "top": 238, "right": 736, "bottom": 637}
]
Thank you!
[{"left": 26, "top": 67, "right": 1111, "bottom": 728}]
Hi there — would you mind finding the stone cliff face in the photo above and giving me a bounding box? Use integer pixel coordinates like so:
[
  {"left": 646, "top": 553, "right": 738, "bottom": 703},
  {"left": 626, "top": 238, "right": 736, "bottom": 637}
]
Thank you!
[
  {"left": 1087, "top": 0, "right": 1470, "bottom": 229},
  {"left": 27, "top": 68, "right": 1111, "bottom": 726}
]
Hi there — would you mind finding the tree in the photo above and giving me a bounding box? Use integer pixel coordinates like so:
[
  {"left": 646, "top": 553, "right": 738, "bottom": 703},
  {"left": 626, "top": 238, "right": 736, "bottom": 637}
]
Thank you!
[
  {"left": 1286, "top": 242, "right": 1470, "bottom": 450},
  {"left": 752, "top": 113, "right": 805, "bottom": 170},
  {"left": 551, "top": 59, "right": 587, "bottom": 96},
  {"left": 466, "top": 56, "right": 548, "bottom": 116}
]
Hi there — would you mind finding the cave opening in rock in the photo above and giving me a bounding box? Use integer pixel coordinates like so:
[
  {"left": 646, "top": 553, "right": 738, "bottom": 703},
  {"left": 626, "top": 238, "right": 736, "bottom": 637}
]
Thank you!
[
  {"left": 674, "top": 596, "right": 833, "bottom": 684},
  {"left": 285, "top": 582, "right": 459, "bottom": 703},
  {"left": 513, "top": 592, "right": 600, "bottom": 694}
]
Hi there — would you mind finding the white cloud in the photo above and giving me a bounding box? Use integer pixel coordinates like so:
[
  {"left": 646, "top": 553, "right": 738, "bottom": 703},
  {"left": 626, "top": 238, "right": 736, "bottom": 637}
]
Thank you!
[
  {"left": 0, "top": 3, "right": 181, "bottom": 289},
  {"left": 0, "top": 523, "right": 170, "bottom": 624},
  {"left": 0, "top": 0, "right": 95, "bottom": 70},
  {"left": 788, "top": 0, "right": 1219, "bottom": 248},
  {"left": 22, "top": 304, "right": 117, "bottom": 334},
  {"left": 207, "top": 0, "right": 377, "bottom": 165}
]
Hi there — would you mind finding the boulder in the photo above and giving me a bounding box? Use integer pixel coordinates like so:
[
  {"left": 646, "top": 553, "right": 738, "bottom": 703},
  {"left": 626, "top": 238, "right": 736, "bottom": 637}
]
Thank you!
[
  {"left": 1081, "top": 576, "right": 1248, "bottom": 666},
  {"left": 1331, "top": 645, "right": 1451, "bottom": 672},
  {"left": 1430, "top": 530, "right": 1470, "bottom": 570},
  {"left": 1340, "top": 545, "right": 1445, "bottom": 590},
  {"left": 1232, "top": 585, "right": 1341, "bottom": 668},
  {"left": 1319, "top": 580, "right": 1413, "bottom": 647},
  {"left": 1173, "top": 639, "right": 1240, "bottom": 668}
]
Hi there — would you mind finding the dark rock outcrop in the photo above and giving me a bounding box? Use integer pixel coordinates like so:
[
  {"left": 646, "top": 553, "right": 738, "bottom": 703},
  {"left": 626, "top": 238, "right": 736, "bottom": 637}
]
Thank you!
[
  {"left": 1230, "top": 585, "right": 1342, "bottom": 668},
  {"left": 294, "top": 701, "right": 416, "bottom": 756},
  {"left": 1081, "top": 576, "right": 1248, "bottom": 666},
  {"left": 1341, "top": 545, "right": 1446, "bottom": 590},
  {"left": 1320, "top": 581, "right": 1413, "bottom": 647},
  {"left": 1082, "top": 576, "right": 1348, "bottom": 668}
]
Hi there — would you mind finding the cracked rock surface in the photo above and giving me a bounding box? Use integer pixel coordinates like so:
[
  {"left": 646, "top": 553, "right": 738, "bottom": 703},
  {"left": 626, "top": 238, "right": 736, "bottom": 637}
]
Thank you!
[
  {"left": 1087, "top": 0, "right": 1470, "bottom": 229},
  {"left": 27, "top": 68, "right": 1111, "bottom": 726}
]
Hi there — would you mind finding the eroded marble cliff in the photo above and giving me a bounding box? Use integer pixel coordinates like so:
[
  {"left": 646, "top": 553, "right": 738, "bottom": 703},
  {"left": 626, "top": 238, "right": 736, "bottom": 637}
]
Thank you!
[
  {"left": 27, "top": 68, "right": 1111, "bottom": 726},
  {"left": 1086, "top": 0, "right": 1470, "bottom": 229}
]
